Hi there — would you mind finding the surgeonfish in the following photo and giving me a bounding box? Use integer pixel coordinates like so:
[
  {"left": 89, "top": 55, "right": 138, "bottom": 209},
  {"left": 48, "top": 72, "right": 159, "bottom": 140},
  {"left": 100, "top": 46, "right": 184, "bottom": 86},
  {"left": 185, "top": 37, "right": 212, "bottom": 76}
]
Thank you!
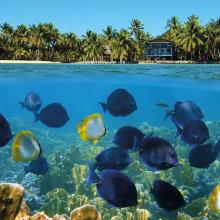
[
  {"left": 100, "top": 88, "right": 137, "bottom": 117},
  {"left": 139, "top": 136, "right": 179, "bottom": 171},
  {"left": 176, "top": 119, "right": 210, "bottom": 146},
  {"left": 0, "top": 113, "right": 13, "bottom": 147},
  {"left": 113, "top": 126, "right": 144, "bottom": 151},
  {"left": 149, "top": 179, "right": 185, "bottom": 211},
  {"left": 87, "top": 166, "right": 138, "bottom": 208},
  {"left": 24, "top": 156, "right": 49, "bottom": 175},
  {"left": 34, "top": 103, "right": 69, "bottom": 128},
  {"left": 158, "top": 100, "right": 203, "bottom": 126},
  {"left": 19, "top": 92, "right": 42, "bottom": 112},
  {"left": 77, "top": 113, "right": 106, "bottom": 145},
  {"left": 12, "top": 131, "right": 41, "bottom": 162}
]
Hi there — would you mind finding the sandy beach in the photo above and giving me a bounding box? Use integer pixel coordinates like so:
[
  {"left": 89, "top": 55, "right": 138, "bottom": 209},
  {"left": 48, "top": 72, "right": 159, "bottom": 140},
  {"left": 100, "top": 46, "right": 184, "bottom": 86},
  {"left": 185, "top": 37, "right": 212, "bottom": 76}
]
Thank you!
[{"left": 0, "top": 60, "right": 60, "bottom": 64}]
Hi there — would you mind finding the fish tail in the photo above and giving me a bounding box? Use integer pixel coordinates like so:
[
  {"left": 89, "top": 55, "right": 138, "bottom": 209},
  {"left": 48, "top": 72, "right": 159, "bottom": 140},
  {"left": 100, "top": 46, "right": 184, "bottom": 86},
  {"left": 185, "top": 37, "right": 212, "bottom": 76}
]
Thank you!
[
  {"left": 99, "top": 102, "right": 107, "bottom": 113},
  {"left": 24, "top": 166, "right": 30, "bottom": 174},
  {"left": 86, "top": 161, "right": 100, "bottom": 184},
  {"left": 164, "top": 109, "right": 174, "bottom": 120},
  {"left": 33, "top": 112, "right": 40, "bottom": 122},
  {"left": 130, "top": 136, "right": 139, "bottom": 152},
  {"left": 214, "top": 139, "right": 220, "bottom": 153},
  {"left": 175, "top": 125, "right": 183, "bottom": 137},
  {"left": 19, "top": 101, "right": 25, "bottom": 110}
]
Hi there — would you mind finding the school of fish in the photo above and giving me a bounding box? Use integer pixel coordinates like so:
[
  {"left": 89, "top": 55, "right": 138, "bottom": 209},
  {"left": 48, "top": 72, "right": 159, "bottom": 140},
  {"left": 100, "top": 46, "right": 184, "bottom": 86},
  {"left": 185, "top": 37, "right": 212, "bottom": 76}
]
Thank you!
[{"left": 1, "top": 89, "right": 220, "bottom": 212}]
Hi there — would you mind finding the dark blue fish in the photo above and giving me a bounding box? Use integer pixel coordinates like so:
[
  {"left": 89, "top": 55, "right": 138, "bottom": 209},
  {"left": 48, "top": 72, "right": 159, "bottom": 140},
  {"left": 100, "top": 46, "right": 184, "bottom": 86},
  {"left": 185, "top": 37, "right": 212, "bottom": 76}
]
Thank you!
[
  {"left": 113, "top": 126, "right": 144, "bottom": 151},
  {"left": 94, "top": 147, "right": 132, "bottom": 171},
  {"left": 149, "top": 179, "right": 185, "bottom": 211},
  {"left": 189, "top": 142, "right": 220, "bottom": 168},
  {"left": 87, "top": 167, "right": 138, "bottom": 208},
  {"left": 176, "top": 119, "right": 210, "bottom": 146},
  {"left": 139, "top": 136, "right": 179, "bottom": 171},
  {"left": 159, "top": 101, "right": 203, "bottom": 126},
  {"left": 0, "top": 113, "right": 12, "bottom": 147},
  {"left": 100, "top": 89, "right": 137, "bottom": 117},
  {"left": 19, "top": 92, "right": 42, "bottom": 112},
  {"left": 24, "top": 156, "right": 49, "bottom": 175},
  {"left": 34, "top": 103, "right": 69, "bottom": 128}
]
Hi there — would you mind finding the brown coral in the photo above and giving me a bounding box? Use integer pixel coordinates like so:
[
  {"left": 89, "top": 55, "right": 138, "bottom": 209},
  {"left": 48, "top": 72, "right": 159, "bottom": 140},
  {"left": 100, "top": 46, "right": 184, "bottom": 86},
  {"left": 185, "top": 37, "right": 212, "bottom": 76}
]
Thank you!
[
  {"left": 70, "top": 204, "right": 102, "bottom": 220},
  {"left": 0, "top": 183, "right": 24, "bottom": 220}
]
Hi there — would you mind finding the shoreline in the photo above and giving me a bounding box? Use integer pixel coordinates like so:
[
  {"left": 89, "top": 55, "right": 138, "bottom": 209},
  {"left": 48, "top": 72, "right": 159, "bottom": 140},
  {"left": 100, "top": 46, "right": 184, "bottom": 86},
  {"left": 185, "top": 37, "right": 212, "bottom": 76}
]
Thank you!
[
  {"left": 0, "top": 60, "right": 219, "bottom": 64},
  {"left": 0, "top": 60, "right": 60, "bottom": 64}
]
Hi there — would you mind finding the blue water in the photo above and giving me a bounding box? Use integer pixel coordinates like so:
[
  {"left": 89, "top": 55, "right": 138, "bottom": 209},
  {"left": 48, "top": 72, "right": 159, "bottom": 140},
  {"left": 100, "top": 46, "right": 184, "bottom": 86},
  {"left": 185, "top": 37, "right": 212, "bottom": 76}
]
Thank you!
[
  {"left": 0, "top": 64, "right": 220, "bottom": 132},
  {"left": 1, "top": 64, "right": 220, "bottom": 218}
]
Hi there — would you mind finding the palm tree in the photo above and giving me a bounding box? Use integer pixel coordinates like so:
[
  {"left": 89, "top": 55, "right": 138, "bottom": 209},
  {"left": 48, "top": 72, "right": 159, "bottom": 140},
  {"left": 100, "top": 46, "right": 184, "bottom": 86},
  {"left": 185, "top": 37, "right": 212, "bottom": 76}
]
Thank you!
[
  {"left": 129, "top": 19, "right": 144, "bottom": 40},
  {"left": 82, "top": 31, "right": 103, "bottom": 61},
  {"left": 0, "top": 23, "right": 14, "bottom": 59},
  {"left": 102, "top": 26, "right": 117, "bottom": 42},
  {"left": 180, "top": 15, "right": 204, "bottom": 60},
  {"left": 110, "top": 29, "right": 131, "bottom": 63},
  {"left": 29, "top": 24, "right": 45, "bottom": 60}
]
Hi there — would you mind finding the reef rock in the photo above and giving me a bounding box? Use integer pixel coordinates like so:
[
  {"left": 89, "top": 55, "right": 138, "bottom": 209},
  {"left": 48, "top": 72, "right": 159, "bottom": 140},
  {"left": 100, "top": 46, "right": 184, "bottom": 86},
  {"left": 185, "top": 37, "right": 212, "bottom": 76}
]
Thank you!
[
  {"left": 70, "top": 204, "right": 102, "bottom": 220},
  {"left": 22, "top": 212, "right": 52, "bottom": 220},
  {"left": 53, "top": 214, "right": 69, "bottom": 220},
  {"left": 15, "top": 201, "right": 31, "bottom": 219},
  {"left": 0, "top": 183, "right": 24, "bottom": 220}
]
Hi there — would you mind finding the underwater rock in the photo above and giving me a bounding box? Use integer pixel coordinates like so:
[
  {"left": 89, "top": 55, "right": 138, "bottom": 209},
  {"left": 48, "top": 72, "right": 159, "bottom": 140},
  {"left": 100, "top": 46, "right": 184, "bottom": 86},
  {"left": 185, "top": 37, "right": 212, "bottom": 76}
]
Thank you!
[
  {"left": 27, "top": 212, "right": 52, "bottom": 220},
  {"left": 0, "top": 183, "right": 24, "bottom": 220},
  {"left": 15, "top": 201, "right": 31, "bottom": 220},
  {"left": 70, "top": 204, "right": 102, "bottom": 220}
]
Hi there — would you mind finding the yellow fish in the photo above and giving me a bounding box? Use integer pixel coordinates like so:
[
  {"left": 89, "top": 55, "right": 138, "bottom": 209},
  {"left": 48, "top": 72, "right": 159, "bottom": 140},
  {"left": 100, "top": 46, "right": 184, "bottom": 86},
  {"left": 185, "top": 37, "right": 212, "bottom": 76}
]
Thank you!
[
  {"left": 208, "top": 184, "right": 220, "bottom": 211},
  {"left": 77, "top": 113, "right": 106, "bottom": 145},
  {"left": 12, "top": 131, "right": 41, "bottom": 162}
]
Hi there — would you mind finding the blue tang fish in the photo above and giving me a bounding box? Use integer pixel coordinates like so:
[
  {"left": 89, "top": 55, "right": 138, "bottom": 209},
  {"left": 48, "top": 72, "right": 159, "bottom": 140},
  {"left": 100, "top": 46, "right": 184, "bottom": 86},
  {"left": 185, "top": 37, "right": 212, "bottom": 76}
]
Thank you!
[
  {"left": 87, "top": 166, "right": 138, "bottom": 208},
  {"left": 93, "top": 147, "right": 132, "bottom": 171},
  {"left": 19, "top": 92, "right": 42, "bottom": 112},
  {"left": 176, "top": 119, "right": 210, "bottom": 146},
  {"left": 158, "top": 100, "right": 204, "bottom": 126},
  {"left": 34, "top": 103, "right": 69, "bottom": 128},
  {"left": 189, "top": 142, "right": 220, "bottom": 168},
  {"left": 149, "top": 179, "right": 185, "bottom": 211},
  {"left": 139, "top": 136, "right": 179, "bottom": 171},
  {"left": 113, "top": 126, "right": 144, "bottom": 151},
  {"left": 24, "top": 156, "right": 49, "bottom": 175},
  {"left": 0, "top": 113, "right": 13, "bottom": 148},
  {"left": 100, "top": 89, "right": 137, "bottom": 117}
]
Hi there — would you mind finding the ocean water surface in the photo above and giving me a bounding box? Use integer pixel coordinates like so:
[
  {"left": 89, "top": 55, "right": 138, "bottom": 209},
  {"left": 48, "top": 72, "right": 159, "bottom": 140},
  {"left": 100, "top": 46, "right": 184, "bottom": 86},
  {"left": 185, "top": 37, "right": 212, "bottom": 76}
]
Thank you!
[{"left": 1, "top": 64, "right": 220, "bottom": 219}]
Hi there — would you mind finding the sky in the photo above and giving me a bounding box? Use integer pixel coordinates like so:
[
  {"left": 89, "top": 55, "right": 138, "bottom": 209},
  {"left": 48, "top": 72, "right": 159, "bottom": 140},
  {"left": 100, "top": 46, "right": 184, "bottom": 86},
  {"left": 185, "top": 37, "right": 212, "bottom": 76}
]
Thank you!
[{"left": 0, "top": 0, "right": 219, "bottom": 37}]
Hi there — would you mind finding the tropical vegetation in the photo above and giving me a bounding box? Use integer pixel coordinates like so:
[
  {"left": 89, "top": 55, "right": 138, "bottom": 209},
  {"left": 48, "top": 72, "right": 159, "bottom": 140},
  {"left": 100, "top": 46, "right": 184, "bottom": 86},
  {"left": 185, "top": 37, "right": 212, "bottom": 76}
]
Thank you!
[{"left": 0, "top": 16, "right": 220, "bottom": 62}]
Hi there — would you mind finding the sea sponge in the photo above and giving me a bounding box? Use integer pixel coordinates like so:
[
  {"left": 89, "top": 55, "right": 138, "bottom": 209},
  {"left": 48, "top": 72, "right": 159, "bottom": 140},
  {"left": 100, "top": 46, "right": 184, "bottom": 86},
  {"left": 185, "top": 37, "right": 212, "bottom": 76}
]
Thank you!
[
  {"left": 70, "top": 204, "right": 102, "bottom": 220},
  {"left": 0, "top": 183, "right": 24, "bottom": 220}
]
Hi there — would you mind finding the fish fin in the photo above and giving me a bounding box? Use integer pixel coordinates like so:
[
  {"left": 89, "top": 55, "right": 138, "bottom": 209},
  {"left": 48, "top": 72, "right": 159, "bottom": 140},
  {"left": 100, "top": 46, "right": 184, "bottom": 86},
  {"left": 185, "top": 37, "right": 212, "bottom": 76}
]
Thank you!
[
  {"left": 34, "top": 112, "right": 40, "bottom": 122},
  {"left": 86, "top": 161, "right": 100, "bottom": 184},
  {"left": 164, "top": 110, "right": 174, "bottom": 120},
  {"left": 24, "top": 166, "right": 30, "bottom": 174},
  {"left": 130, "top": 136, "right": 139, "bottom": 152},
  {"left": 19, "top": 101, "right": 26, "bottom": 110},
  {"left": 145, "top": 176, "right": 153, "bottom": 193},
  {"left": 214, "top": 140, "right": 220, "bottom": 153},
  {"left": 92, "top": 139, "right": 99, "bottom": 145},
  {"left": 99, "top": 102, "right": 107, "bottom": 113},
  {"left": 176, "top": 126, "right": 183, "bottom": 137}
]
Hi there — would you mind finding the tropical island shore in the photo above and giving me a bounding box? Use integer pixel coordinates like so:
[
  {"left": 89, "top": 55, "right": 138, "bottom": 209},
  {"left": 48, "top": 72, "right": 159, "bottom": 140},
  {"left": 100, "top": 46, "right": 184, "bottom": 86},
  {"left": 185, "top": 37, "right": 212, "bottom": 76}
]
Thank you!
[
  {"left": 0, "top": 16, "right": 219, "bottom": 64},
  {"left": 0, "top": 60, "right": 60, "bottom": 64}
]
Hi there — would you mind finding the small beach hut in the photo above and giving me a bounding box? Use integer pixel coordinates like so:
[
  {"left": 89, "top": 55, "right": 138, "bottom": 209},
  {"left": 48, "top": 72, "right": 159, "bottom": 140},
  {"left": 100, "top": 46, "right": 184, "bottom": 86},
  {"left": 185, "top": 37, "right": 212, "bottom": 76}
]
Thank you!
[{"left": 145, "top": 38, "right": 173, "bottom": 60}]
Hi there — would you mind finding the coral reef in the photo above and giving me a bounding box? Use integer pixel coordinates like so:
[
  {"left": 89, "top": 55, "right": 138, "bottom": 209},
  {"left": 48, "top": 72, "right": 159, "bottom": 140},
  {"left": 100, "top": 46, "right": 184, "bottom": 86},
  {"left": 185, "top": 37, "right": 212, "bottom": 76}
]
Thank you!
[
  {"left": 2, "top": 119, "right": 220, "bottom": 219},
  {"left": 0, "top": 183, "right": 24, "bottom": 220}
]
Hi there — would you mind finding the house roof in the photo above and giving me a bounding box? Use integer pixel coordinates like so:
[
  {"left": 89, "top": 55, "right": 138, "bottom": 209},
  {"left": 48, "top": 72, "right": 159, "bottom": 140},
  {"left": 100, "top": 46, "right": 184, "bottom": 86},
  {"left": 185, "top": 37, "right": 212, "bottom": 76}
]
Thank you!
[{"left": 148, "top": 37, "right": 172, "bottom": 43}]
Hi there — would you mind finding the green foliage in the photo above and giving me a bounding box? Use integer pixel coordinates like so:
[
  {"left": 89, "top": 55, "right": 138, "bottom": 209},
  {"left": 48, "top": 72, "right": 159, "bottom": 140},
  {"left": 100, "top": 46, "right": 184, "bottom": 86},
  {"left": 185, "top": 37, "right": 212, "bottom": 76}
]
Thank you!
[{"left": 1, "top": 15, "right": 219, "bottom": 62}]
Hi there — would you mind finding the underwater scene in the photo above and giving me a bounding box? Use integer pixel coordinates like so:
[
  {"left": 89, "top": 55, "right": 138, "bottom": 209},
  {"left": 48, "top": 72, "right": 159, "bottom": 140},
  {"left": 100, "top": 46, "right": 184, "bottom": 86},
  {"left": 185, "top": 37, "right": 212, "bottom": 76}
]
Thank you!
[{"left": 1, "top": 64, "right": 220, "bottom": 220}]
